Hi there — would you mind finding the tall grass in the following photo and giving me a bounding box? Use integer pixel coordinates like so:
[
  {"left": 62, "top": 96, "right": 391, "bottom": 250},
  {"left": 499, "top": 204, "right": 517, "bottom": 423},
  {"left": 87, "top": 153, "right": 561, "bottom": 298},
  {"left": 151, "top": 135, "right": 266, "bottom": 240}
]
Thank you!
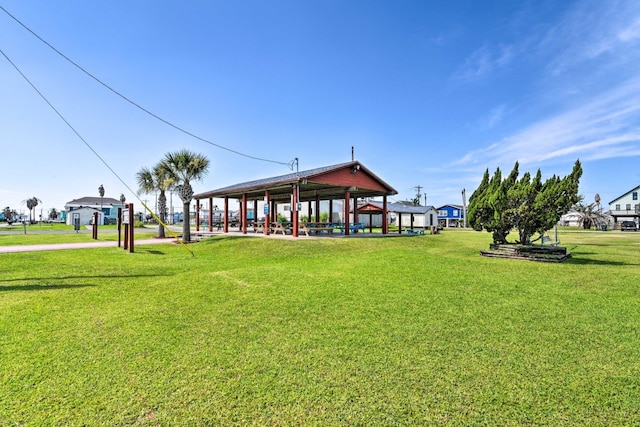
[{"left": 1, "top": 230, "right": 639, "bottom": 425}]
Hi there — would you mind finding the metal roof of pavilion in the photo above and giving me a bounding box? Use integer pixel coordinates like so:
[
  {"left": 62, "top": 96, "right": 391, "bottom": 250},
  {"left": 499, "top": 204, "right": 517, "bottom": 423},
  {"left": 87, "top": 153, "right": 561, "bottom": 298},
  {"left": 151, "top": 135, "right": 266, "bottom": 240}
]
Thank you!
[{"left": 194, "top": 161, "right": 397, "bottom": 203}]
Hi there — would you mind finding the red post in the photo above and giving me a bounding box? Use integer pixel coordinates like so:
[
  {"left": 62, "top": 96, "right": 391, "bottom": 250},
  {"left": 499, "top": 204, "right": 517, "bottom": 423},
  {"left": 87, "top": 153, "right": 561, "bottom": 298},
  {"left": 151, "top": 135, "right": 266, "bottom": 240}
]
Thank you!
[
  {"left": 117, "top": 207, "right": 122, "bottom": 247},
  {"left": 344, "top": 191, "right": 350, "bottom": 236},
  {"left": 128, "top": 203, "right": 134, "bottom": 253},
  {"left": 253, "top": 199, "right": 258, "bottom": 229},
  {"left": 292, "top": 185, "right": 299, "bottom": 237},
  {"left": 242, "top": 194, "right": 248, "bottom": 234},
  {"left": 382, "top": 196, "right": 388, "bottom": 234},
  {"left": 208, "top": 197, "right": 213, "bottom": 232},
  {"left": 92, "top": 212, "right": 98, "bottom": 239},
  {"left": 224, "top": 197, "right": 229, "bottom": 233},
  {"left": 329, "top": 200, "right": 333, "bottom": 223},
  {"left": 265, "top": 190, "right": 270, "bottom": 236},
  {"left": 353, "top": 195, "right": 359, "bottom": 232},
  {"left": 195, "top": 201, "right": 200, "bottom": 232}
]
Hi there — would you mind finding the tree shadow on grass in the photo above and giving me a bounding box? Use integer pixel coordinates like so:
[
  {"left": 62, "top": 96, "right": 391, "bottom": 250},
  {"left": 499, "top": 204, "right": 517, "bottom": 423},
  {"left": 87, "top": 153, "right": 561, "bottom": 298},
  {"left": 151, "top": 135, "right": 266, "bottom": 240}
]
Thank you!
[
  {"left": 1, "top": 273, "right": 163, "bottom": 284},
  {"left": 565, "top": 257, "right": 633, "bottom": 266},
  {"left": 136, "top": 248, "right": 166, "bottom": 255},
  {"left": 0, "top": 283, "right": 97, "bottom": 292}
]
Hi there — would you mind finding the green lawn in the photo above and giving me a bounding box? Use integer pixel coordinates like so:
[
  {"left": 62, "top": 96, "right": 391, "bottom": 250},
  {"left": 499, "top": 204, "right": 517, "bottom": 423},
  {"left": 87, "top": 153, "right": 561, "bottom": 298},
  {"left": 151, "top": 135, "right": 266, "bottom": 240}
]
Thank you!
[
  {"left": 1, "top": 230, "right": 639, "bottom": 425},
  {"left": 0, "top": 225, "right": 158, "bottom": 246}
]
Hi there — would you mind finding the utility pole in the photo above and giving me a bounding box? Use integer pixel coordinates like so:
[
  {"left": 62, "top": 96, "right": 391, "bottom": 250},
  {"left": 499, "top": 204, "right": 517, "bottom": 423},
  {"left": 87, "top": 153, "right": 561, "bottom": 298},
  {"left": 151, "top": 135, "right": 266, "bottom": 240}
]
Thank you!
[
  {"left": 414, "top": 185, "right": 423, "bottom": 205},
  {"left": 462, "top": 188, "right": 467, "bottom": 228}
]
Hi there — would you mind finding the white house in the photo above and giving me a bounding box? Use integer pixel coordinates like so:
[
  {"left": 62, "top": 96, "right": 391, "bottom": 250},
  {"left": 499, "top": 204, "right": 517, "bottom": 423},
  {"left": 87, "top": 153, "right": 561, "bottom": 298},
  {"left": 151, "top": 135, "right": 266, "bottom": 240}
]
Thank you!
[
  {"left": 65, "top": 196, "right": 124, "bottom": 225},
  {"left": 66, "top": 206, "right": 104, "bottom": 226},
  {"left": 356, "top": 201, "right": 438, "bottom": 230},
  {"left": 608, "top": 185, "right": 640, "bottom": 228}
]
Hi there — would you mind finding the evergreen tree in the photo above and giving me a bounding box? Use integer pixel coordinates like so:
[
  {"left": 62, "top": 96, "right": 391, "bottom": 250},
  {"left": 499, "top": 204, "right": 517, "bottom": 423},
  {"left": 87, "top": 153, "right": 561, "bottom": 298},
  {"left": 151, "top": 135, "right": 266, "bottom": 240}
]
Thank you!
[{"left": 468, "top": 160, "right": 582, "bottom": 245}]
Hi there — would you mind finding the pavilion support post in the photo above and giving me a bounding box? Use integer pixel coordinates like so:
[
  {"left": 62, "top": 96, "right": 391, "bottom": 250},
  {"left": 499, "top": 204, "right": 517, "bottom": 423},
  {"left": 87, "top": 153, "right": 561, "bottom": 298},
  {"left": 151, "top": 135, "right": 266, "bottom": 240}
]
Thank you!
[
  {"left": 208, "top": 197, "right": 213, "bottom": 232},
  {"left": 353, "top": 196, "right": 359, "bottom": 232},
  {"left": 241, "top": 194, "right": 248, "bottom": 234},
  {"left": 315, "top": 196, "right": 320, "bottom": 222},
  {"left": 307, "top": 201, "right": 312, "bottom": 223},
  {"left": 369, "top": 212, "right": 373, "bottom": 233},
  {"left": 411, "top": 214, "right": 414, "bottom": 230},
  {"left": 224, "top": 197, "right": 229, "bottom": 233},
  {"left": 329, "top": 200, "right": 334, "bottom": 223},
  {"left": 265, "top": 190, "right": 270, "bottom": 235},
  {"left": 292, "top": 185, "right": 299, "bottom": 237},
  {"left": 195, "top": 201, "right": 200, "bottom": 232},
  {"left": 253, "top": 199, "right": 258, "bottom": 229},
  {"left": 398, "top": 213, "right": 403, "bottom": 234},
  {"left": 382, "top": 196, "right": 388, "bottom": 234},
  {"left": 344, "top": 192, "right": 350, "bottom": 236},
  {"left": 270, "top": 199, "right": 276, "bottom": 223}
]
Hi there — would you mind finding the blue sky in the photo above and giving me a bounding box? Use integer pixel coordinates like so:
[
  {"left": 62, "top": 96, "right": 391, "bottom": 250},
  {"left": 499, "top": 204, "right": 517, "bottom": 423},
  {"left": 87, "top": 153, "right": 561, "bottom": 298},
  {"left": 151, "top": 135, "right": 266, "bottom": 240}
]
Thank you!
[{"left": 1, "top": 0, "right": 640, "bottom": 216}]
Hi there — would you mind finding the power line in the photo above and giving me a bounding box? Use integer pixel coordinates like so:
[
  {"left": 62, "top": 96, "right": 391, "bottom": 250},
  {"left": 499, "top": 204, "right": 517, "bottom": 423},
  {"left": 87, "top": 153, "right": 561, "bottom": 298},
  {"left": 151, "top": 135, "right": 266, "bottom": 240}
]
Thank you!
[
  {"left": 0, "top": 46, "right": 195, "bottom": 255},
  {"left": 0, "top": 5, "right": 294, "bottom": 169}
]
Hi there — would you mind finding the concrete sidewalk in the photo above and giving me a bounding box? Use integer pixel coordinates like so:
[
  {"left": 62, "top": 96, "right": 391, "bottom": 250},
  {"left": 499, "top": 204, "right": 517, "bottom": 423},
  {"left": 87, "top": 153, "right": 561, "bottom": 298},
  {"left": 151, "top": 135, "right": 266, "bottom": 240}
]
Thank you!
[{"left": 0, "top": 238, "right": 176, "bottom": 254}]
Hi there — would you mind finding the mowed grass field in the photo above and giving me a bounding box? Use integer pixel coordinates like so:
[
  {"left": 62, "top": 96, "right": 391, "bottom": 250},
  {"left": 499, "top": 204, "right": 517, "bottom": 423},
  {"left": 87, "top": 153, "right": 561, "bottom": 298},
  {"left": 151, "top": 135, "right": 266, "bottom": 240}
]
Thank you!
[{"left": 1, "top": 229, "right": 639, "bottom": 425}]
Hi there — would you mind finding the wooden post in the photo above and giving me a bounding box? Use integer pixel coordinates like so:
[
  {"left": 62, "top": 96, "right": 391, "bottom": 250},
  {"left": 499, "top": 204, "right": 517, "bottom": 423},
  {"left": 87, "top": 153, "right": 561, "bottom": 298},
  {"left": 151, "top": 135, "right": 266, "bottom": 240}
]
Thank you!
[
  {"left": 224, "top": 197, "right": 229, "bottom": 233},
  {"left": 128, "top": 203, "right": 134, "bottom": 253},
  {"left": 265, "top": 190, "right": 270, "bottom": 236},
  {"left": 398, "top": 213, "right": 403, "bottom": 234},
  {"left": 369, "top": 212, "right": 373, "bottom": 233},
  {"left": 292, "top": 185, "right": 299, "bottom": 237},
  {"left": 382, "top": 196, "right": 388, "bottom": 234},
  {"left": 208, "top": 197, "right": 213, "bottom": 232},
  {"left": 344, "top": 192, "right": 350, "bottom": 236},
  {"left": 253, "top": 199, "right": 258, "bottom": 229},
  {"left": 271, "top": 199, "right": 276, "bottom": 223},
  {"left": 353, "top": 196, "right": 359, "bottom": 232},
  {"left": 329, "top": 200, "right": 333, "bottom": 223},
  {"left": 92, "top": 212, "right": 98, "bottom": 239},
  {"left": 195, "top": 201, "right": 200, "bottom": 232},
  {"left": 117, "top": 207, "right": 122, "bottom": 247},
  {"left": 315, "top": 195, "right": 320, "bottom": 223},
  {"left": 242, "top": 194, "right": 248, "bottom": 234}
]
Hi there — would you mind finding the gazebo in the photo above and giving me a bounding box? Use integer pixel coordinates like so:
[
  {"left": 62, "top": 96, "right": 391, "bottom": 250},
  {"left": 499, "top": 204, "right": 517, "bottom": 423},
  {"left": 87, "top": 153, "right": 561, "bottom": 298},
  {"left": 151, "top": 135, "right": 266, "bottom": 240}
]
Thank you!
[
  {"left": 357, "top": 201, "right": 438, "bottom": 233},
  {"left": 193, "top": 161, "right": 397, "bottom": 237}
]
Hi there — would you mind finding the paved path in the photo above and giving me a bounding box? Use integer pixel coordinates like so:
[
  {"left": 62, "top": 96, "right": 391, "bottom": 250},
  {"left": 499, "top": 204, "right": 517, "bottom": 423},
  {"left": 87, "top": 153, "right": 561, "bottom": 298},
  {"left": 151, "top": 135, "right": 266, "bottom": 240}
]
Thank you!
[{"left": 0, "top": 239, "right": 176, "bottom": 254}]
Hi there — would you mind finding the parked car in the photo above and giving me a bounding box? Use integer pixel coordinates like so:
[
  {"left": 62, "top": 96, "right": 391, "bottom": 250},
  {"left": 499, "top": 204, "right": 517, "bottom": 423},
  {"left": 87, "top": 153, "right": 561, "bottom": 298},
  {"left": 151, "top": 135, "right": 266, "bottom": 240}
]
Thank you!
[{"left": 620, "top": 220, "right": 638, "bottom": 231}]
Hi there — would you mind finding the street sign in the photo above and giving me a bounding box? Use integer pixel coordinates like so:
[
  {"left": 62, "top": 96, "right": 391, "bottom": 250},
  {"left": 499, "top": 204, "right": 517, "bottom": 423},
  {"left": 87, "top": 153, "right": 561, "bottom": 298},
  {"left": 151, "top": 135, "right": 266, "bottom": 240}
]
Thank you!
[{"left": 122, "top": 208, "right": 130, "bottom": 225}]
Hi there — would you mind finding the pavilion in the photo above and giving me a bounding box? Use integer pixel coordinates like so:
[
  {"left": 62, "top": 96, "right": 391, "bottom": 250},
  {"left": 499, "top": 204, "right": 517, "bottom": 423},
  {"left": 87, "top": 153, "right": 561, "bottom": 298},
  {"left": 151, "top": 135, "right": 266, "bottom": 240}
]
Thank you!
[{"left": 193, "top": 161, "right": 398, "bottom": 237}]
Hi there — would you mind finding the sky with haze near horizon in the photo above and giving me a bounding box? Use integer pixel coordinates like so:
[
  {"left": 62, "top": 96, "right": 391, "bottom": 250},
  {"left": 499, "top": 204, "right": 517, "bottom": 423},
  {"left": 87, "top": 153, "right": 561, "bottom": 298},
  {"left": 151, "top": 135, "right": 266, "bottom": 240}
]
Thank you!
[{"left": 1, "top": 0, "right": 640, "bottom": 216}]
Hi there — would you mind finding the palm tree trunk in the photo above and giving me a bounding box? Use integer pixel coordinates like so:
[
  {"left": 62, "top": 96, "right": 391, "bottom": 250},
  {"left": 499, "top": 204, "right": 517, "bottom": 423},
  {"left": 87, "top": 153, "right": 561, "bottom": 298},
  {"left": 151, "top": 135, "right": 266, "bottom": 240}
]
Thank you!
[
  {"left": 158, "top": 191, "right": 166, "bottom": 238},
  {"left": 183, "top": 201, "right": 191, "bottom": 242}
]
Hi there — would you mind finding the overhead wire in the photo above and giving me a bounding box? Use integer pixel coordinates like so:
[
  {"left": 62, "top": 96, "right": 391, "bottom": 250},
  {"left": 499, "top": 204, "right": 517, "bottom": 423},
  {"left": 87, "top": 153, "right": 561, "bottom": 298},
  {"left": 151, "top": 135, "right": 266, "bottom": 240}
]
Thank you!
[
  {"left": 0, "top": 47, "right": 194, "bottom": 256},
  {"left": 0, "top": 5, "right": 294, "bottom": 169}
]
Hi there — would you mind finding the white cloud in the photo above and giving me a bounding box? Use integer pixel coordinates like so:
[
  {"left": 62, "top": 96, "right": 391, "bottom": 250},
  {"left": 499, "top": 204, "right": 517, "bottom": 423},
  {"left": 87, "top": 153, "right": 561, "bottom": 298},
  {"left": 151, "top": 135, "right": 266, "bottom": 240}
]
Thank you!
[
  {"left": 454, "top": 44, "right": 514, "bottom": 81},
  {"left": 542, "top": 1, "right": 640, "bottom": 75},
  {"left": 477, "top": 105, "right": 507, "bottom": 130},
  {"left": 618, "top": 17, "right": 640, "bottom": 42},
  {"left": 454, "top": 78, "right": 640, "bottom": 168}
]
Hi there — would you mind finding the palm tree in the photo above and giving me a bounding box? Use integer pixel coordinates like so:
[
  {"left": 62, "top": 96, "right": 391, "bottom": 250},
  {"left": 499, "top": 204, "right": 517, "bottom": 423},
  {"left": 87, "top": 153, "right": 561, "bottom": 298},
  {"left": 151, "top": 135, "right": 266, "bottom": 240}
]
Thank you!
[
  {"left": 570, "top": 196, "right": 609, "bottom": 229},
  {"left": 137, "top": 162, "right": 174, "bottom": 238},
  {"left": 22, "top": 196, "right": 42, "bottom": 223},
  {"left": 161, "top": 149, "right": 209, "bottom": 242}
]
